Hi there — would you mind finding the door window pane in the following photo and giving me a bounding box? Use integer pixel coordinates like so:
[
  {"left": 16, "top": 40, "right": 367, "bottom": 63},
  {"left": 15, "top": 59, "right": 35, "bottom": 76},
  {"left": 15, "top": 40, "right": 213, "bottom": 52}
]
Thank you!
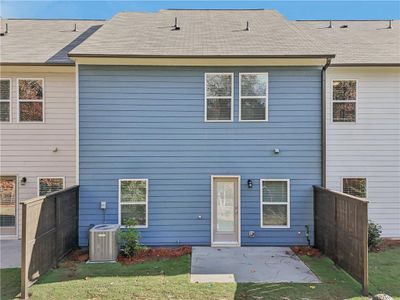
[
  {"left": 0, "top": 177, "right": 16, "bottom": 228},
  {"left": 216, "top": 181, "right": 234, "bottom": 232}
]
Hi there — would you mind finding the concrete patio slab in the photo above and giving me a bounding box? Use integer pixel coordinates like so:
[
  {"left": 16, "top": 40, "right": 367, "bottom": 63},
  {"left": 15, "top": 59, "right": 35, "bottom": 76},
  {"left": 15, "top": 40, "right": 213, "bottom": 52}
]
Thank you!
[
  {"left": 191, "top": 246, "right": 320, "bottom": 283},
  {"left": 0, "top": 239, "right": 21, "bottom": 269}
]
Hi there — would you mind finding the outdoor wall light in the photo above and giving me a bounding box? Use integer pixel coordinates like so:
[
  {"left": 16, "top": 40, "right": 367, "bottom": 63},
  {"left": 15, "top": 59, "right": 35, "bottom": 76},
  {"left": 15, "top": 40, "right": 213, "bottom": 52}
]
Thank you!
[
  {"left": 247, "top": 179, "right": 253, "bottom": 189},
  {"left": 21, "top": 177, "right": 27, "bottom": 185}
]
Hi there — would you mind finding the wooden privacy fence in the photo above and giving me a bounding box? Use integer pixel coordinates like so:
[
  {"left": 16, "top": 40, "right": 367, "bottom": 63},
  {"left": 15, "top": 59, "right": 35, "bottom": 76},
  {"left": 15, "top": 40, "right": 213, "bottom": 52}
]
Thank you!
[
  {"left": 21, "top": 186, "right": 79, "bottom": 299},
  {"left": 313, "top": 185, "right": 368, "bottom": 296}
]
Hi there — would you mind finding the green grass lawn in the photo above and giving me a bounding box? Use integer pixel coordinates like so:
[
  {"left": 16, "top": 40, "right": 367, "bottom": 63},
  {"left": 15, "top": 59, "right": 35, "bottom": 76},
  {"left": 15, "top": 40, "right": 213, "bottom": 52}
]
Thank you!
[
  {"left": 1, "top": 247, "right": 399, "bottom": 300},
  {"left": 369, "top": 247, "right": 400, "bottom": 297}
]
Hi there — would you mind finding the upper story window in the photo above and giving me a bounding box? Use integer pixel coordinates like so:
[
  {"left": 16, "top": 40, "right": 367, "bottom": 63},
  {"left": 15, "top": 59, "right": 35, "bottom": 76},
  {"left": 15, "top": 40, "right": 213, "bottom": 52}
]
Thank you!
[
  {"left": 18, "top": 79, "right": 44, "bottom": 122},
  {"left": 239, "top": 73, "right": 268, "bottom": 121},
  {"left": 342, "top": 177, "right": 367, "bottom": 199},
  {"left": 332, "top": 80, "right": 357, "bottom": 122},
  {"left": 0, "top": 79, "right": 11, "bottom": 122},
  {"left": 260, "top": 179, "right": 290, "bottom": 228},
  {"left": 205, "top": 73, "right": 233, "bottom": 122},
  {"left": 119, "top": 179, "right": 148, "bottom": 228},
  {"left": 38, "top": 177, "right": 65, "bottom": 196}
]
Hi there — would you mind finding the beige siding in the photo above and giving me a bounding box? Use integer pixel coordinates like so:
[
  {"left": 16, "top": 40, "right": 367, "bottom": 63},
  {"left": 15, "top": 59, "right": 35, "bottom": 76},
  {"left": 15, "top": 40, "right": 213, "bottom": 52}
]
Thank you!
[
  {"left": 0, "top": 70, "right": 76, "bottom": 238},
  {"left": 326, "top": 67, "right": 400, "bottom": 238}
]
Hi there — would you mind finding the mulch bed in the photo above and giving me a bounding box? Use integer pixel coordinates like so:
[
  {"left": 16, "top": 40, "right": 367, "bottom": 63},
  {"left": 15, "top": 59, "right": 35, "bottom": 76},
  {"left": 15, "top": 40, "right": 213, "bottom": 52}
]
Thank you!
[
  {"left": 291, "top": 246, "right": 321, "bottom": 257},
  {"left": 118, "top": 246, "right": 192, "bottom": 265},
  {"left": 370, "top": 238, "right": 400, "bottom": 252}
]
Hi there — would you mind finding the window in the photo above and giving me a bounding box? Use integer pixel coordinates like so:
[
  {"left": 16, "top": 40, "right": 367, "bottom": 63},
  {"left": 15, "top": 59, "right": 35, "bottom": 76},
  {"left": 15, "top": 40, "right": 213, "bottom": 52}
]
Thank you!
[
  {"left": 205, "top": 73, "right": 233, "bottom": 121},
  {"left": 38, "top": 177, "right": 65, "bottom": 196},
  {"left": 18, "top": 79, "right": 44, "bottom": 122},
  {"left": 342, "top": 178, "right": 367, "bottom": 198},
  {"left": 0, "top": 79, "right": 11, "bottom": 122},
  {"left": 260, "top": 179, "right": 290, "bottom": 228},
  {"left": 240, "top": 73, "right": 268, "bottom": 121},
  {"left": 119, "top": 179, "right": 148, "bottom": 228},
  {"left": 332, "top": 80, "right": 357, "bottom": 122}
]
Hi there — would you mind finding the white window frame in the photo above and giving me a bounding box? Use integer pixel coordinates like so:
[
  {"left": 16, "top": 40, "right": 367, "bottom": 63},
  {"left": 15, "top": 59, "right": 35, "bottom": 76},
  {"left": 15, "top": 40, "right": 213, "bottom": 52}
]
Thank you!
[
  {"left": 37, "top": 177, "right": 65, "bottom": 196},
  {"left": 239, "top": 73, "right": 269, "bottom": 122},
  {"left": 17, "top": 78, "right": 45, "bottom": 123},
  {"left": 341, "top": 177, "right": 368, "bottom": 199},
  {"left": 118, "top": 179, "right": 148, "bottom": 228},
  {"left": 0, "top": 78, "right": 11, "bottom": 123},
  {"left": 260, "top": 179, "right": 290, "bottom": 229},
  {"left": 331, "top": 79, "right": 357, "bottom": 123},
  {"left": 204, "top": 73, "right": 234, "bottom": 122}
]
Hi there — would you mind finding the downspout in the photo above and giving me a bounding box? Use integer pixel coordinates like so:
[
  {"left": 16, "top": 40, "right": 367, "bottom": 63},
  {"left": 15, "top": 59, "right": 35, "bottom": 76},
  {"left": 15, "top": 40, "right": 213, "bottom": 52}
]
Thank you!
[{"left": 321, "top": 58, "right": 331, "bottom": 187}]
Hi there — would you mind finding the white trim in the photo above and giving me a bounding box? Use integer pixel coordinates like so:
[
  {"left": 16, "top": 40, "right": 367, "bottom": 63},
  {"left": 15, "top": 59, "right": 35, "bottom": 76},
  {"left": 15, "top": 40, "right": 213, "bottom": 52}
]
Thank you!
[
  {"left": 118, "top": 179, "right": 149, "bottom": 228},
  {"left": 0, "top": 78, "right": 12, "bottom": 123},
  {"left": 0, "top": 175, "right": 19, "bottom": 238},
  {"left": 341, "top": 176, "right": 368, "bottom": 199},
  {"left": 17, "top": 78, "right": 45, "bottom": 123},
  {"left": 260, "top": 179, "right": 291, "bottom": 229},
  {"left": 37, "top": 177, "right": 65, "bottom": 196},
  {"left": 331, "top": 79, "right": 358, "bottom": 123},
  {"left": 75, "top": 63, "right": 80, "bottom": 184},
  {"left": 210, "top": 175, "right": 241, "bottom": 247},
  {"left": 204, "top": 73, "right": 234, "bottom": 122},
  {"left": 239, "top": 73, "right": 269, "bottom": 122}
]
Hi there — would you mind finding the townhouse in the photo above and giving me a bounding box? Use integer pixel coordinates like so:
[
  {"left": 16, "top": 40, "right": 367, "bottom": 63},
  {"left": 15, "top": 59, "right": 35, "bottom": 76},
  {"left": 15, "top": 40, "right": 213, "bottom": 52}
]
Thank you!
[
  {"left": 0, "top": 19, "right": 103, "bottom": 238},
  {"left": 69, "top": 10, "right": 335, "bottom": 246},
  {"left": 296, "top": 20, "right": 400, "bottom": 237}
]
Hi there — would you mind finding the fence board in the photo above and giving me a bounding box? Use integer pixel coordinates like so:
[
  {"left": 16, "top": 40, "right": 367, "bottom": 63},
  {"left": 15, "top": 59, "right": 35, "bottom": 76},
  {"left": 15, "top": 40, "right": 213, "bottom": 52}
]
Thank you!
[
  {"left": 20, "top": 186, "right": 79, "bottom": 299},
  {"left": 314, "top": 185, "right": 368, "bottom": 296}
]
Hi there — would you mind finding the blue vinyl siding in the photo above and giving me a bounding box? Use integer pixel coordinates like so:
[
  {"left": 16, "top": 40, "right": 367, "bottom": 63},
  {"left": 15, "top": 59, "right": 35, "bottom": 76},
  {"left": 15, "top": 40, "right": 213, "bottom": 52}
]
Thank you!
[{"left": 78, "top": 66, "right": 321, "bottom": 246}]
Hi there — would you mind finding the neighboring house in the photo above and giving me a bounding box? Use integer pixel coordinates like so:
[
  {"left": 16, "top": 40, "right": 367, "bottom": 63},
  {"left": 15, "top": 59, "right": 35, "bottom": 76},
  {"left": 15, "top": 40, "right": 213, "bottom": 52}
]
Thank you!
[
  {"left": 295, "top": 20, "right": 400, "bottom": 238},
  {"left": 69, "top": 10, "right": 335, "bottom": 246},
  {"left": 0, "top": 19, "right": 103, "bottom": 238}
]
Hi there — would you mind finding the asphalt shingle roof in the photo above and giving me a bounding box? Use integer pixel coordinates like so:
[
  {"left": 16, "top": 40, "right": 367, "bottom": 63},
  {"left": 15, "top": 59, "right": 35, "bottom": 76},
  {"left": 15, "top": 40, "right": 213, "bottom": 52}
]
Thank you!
[
  {"left": 69, "top": 10, "right": 334, "bottom": 58},
  {"left": 0, "top": 19, "right": 104, "bottom": 64},
  {"left": 294, "top": 20, "right": 400, "bottom": 65}
]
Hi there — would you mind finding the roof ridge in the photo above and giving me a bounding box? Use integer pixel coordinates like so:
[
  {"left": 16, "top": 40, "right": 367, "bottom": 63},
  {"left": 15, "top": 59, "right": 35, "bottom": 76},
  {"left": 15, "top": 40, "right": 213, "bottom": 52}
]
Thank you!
[
  {"left": 295, "top": 19, "right": 399, "bottom": 22},
  {"left": 163, "top": 9, "right": 267, "bottom": 11},
  {"left": 1, "top": 18, "right": 106, "bottom": 21}
]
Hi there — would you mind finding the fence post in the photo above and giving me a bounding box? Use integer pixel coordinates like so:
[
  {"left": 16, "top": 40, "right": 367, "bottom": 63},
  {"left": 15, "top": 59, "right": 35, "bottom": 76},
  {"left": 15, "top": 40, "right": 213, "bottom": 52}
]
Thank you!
[
  {"left": 333, "top": 194, "right": 338, "bottom": 264},
  {"left": 362, "top": 202, "right": 369, "bottom": 296},
  {"left": 20, "top": 203, "right": 29, "bottom": 300}
]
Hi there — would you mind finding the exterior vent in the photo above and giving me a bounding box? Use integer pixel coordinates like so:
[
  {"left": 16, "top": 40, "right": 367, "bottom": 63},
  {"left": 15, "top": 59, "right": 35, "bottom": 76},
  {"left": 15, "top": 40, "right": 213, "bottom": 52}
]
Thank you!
[{"left": 89, "top": 224, "right": 119, "bottom": 262}]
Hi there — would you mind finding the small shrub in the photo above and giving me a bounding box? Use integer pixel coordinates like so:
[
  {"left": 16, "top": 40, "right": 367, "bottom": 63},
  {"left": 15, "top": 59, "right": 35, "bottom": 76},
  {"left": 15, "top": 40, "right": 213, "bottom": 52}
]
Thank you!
[
  {"left": 368, "top": 220, "right": 383, "bottom": 250},
  {"left": 118, "top": 218, "right": 144, "bottom": 257}
]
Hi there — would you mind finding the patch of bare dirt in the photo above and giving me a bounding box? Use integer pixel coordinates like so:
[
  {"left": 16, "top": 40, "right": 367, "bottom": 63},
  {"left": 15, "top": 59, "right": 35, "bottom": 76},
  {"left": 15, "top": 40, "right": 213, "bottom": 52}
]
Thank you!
[
  {"left": 291, "top": 246, "right": 321, "bottom": 257},
  {"left": 118, "top": 246, "right": 192, "bottom": 265},
  {"left": 59, "top": 249, "right": 89, "bottom": 268}
]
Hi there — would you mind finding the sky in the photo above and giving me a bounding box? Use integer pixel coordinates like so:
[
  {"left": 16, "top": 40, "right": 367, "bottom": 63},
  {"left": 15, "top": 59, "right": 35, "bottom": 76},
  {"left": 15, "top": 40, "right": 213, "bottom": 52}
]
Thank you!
[{"left": 1, "top": 0, "right": 399, "bottom": 20}]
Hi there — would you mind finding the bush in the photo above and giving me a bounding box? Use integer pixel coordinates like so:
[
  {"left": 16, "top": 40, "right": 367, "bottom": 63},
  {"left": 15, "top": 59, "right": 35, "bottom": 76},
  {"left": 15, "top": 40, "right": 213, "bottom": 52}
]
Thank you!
[
  {"left": 118, "top": 218, "right": 144, "bottom": 257},
  {"left": 368, "top": 220, "right": 383, "bottom": 250}
]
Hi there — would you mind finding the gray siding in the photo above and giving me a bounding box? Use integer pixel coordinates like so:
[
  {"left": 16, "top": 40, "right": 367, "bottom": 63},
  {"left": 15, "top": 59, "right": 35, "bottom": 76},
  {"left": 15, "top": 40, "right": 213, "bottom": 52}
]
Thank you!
[
  {"left": 326, "top": 67, "right": 400, "bottom": 237},
  {"left": 79, "top": 66, "right": 322, "bottom": 246},
  {"left": 0, "top": 71, "right": 76, "bottom": 237}
]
